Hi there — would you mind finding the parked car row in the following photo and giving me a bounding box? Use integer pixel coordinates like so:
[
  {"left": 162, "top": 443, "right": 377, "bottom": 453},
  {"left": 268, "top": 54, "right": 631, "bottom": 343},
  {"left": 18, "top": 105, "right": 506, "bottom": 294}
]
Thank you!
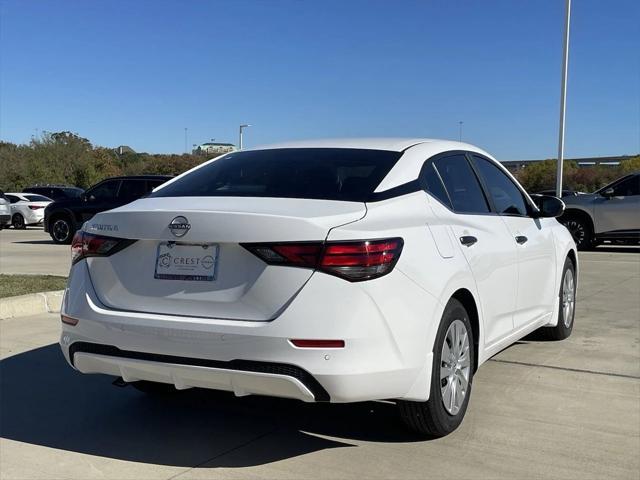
[{"left": 0, "top": 177, "right": 171, "bottom": 241}]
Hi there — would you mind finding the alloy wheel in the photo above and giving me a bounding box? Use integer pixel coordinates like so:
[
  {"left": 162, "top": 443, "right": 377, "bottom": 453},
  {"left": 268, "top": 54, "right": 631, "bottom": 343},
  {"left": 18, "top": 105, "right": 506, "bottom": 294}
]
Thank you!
[
  {"left": 440, "top": 319, "right": 471, "bottom": 415},
  {"left": 564, "top": 220, "right": 585, "bottom": 247},
  {"left": 52, "top": 219, "right": 70, "bottom": 242},
  {"left": 12, "top": 214, "right": 25, "bottom": 229},
  {"left": 562, "top": 268, "right": 575, "bottom": 328}
]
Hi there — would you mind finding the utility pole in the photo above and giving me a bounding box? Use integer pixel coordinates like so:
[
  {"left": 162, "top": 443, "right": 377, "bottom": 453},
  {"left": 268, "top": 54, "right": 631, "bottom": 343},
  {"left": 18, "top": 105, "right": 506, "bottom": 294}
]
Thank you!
[
  {"left": 239, "top": 124, "right": 251, "bottom": 150},
  {"left": 556, "top": 0, "right": 571, "bottom": 197},
  {"left": 184, "top": 128, "right": 188, "bottom": 154}
]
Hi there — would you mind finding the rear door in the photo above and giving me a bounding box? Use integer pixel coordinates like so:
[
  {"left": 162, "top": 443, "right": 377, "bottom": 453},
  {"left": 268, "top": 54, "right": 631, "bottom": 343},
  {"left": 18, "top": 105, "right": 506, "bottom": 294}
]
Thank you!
[
  {"left": 471, "top": 155, "right": 557, "bottom": 328},
  {"left": 427, "top": 153, "right": 518, "bottom": 345}
]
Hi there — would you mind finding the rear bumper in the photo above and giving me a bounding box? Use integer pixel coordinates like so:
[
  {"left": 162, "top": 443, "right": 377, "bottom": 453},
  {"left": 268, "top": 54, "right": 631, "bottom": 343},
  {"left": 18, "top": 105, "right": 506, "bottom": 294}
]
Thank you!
[{"left": 60, "top": 262, "right": 441, "bottom": 403}]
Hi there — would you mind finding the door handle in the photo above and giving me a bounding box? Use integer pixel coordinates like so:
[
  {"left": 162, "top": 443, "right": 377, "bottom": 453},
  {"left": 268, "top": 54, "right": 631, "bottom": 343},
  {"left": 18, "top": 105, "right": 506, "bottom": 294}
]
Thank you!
[
  {"left": 460, "top": 235, "right": 478, "bottom": 247},
  {"left": 515, "top": 235, "right": 528, "bottom": 245}
]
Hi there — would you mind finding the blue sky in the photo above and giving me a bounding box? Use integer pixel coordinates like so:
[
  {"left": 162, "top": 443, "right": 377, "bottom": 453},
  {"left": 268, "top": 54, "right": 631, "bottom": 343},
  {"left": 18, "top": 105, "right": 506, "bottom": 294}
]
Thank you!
[{"left": 1, "top": 0, "right": 638, "bottom": 159}]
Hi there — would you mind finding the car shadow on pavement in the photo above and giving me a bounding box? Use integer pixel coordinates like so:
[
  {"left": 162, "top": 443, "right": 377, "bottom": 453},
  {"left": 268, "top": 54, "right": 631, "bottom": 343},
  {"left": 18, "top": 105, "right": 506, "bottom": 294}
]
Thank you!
[{"left": 0, "top": 344, "right": 422, "bottom": 468}]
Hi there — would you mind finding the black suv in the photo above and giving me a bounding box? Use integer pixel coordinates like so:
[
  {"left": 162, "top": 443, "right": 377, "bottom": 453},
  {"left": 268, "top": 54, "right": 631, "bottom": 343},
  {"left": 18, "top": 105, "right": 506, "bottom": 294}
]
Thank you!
[
  {"left": 44, "top": 175, "right": 171, "bottom": 244},
  {"left": 23, "top": 185, "right": 85, "bottom": 201}
]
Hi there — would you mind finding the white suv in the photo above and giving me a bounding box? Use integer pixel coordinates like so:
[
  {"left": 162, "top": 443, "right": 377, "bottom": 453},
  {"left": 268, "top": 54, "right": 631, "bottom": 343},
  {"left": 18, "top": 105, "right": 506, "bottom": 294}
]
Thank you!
[{"left": 59, "top": 139, "right": 577, "bottom": 436}]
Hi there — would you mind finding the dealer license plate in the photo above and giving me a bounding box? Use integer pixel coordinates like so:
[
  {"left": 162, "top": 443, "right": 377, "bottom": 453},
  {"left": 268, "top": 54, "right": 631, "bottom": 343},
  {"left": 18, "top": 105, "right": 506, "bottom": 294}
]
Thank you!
[{"left": 154, "top": 242, "right": 219, "bottom": 281}]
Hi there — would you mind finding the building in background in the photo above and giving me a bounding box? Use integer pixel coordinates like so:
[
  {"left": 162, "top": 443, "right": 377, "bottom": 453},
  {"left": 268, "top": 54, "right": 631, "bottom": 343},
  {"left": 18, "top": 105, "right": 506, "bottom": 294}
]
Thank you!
[{"left": 193, "top": 142, "right": 236, "bottom": 155}]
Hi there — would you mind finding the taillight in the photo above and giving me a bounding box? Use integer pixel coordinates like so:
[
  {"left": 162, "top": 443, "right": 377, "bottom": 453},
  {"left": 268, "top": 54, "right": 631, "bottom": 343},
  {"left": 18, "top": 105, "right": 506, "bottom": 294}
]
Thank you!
[
  {"left": 29, "top": 205, "right": 44, "bottom": 210},
  {"left": 71, "top": 231, "right": 135, "bottom": 265},
  {"left": 243, "top": 238, "right": 403, "bottom": 282}
]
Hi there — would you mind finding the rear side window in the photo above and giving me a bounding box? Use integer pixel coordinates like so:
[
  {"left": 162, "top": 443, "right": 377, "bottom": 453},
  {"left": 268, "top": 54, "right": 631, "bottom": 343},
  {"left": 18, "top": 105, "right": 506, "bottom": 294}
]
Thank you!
[
  {"left": 432, "top": 155, "right": 490, "bottom": 213},
  {"left": 6, "top": 195, "right": 20, "bottom": 204},
  {"left": 151, "top": 148, "right": 402, "bottom": 202},
  {"left": 473, "top": 156, "right": 528, "bottom": 216},
  {"left": 118, "top": 180, "right": 148, "bottom": 202},
  {"left": 421, "top": 162, "right": 452, "bottom": 209}
]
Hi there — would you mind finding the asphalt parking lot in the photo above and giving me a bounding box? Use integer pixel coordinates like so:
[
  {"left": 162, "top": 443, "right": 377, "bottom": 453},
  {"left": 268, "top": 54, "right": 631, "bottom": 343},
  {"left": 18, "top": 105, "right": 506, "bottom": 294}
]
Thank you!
[
  {"left": 0, "top": 229, "right": 639, "bottom": 479},
  {"left": 0, "top": 227, "right": 69, "bottom": 276}
]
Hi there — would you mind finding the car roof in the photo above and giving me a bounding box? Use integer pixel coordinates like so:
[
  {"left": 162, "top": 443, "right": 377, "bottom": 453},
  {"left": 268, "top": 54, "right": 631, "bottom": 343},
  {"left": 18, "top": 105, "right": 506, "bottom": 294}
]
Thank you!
[
  {"left": 252, "top": 138, "right": 443, "bottom": 152},
  {"left": 98, "top": 175, "right": 173, "bottom": 181}
]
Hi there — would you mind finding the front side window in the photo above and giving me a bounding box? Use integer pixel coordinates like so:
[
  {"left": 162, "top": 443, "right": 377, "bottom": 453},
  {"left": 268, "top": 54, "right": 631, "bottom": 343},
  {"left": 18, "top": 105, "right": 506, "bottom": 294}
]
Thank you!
[
  {"left": 151, "top": 148, "right": 402, "bottom": 202},
  {"left": 89, "top": 181, "right": 120, "bottom": 202},
  {"left": 473, "top": 156, "right": 529, "bottom": 216},
  {"left": 432, "top": 155, "right": 490, "bottom": 213},
  {"left": 611, "top": 174, "right": 640, "bottom": 196}
]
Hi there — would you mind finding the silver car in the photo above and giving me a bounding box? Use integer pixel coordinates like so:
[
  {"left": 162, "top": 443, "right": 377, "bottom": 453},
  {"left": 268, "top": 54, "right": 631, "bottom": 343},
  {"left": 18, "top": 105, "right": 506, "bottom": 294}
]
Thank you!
[
  {"left": 0, "top": 190, "right": 12, "bottom": 229},
  {"left": 560, "top": 172, "right": 640, "bottom": 249}
]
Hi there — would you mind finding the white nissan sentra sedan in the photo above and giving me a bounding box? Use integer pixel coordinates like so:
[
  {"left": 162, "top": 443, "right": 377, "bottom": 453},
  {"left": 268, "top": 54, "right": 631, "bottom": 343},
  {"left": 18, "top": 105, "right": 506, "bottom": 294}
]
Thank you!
[{"left": 60, "top": 139, "right": 577, "bottom": 437}]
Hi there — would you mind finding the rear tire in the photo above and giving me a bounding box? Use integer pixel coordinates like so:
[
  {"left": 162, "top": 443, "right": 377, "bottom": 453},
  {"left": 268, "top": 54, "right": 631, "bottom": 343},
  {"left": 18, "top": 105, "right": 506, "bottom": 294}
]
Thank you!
[
  {"left": 12, "top": 213, "right": 26, "bottom": 229},
  {"left": 543, "top": 257, "right": 576, "bottom": 341},
  {"left": 398, "top": 298, "right": 475, "bottom": 437},
  {"left": 132, "top": 381, "right": 178, "bottom": 395},
  {"left": 50, "top": 215, "right": 74, "bottom": 244}
]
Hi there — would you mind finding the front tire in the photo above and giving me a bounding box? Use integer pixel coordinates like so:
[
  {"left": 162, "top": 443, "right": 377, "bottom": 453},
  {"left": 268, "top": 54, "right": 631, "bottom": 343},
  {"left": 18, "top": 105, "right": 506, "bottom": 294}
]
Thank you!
[
  {"left": 50, "top": 216, "right": 74, "bottom": 244},
  {"left": 544, "top": 257, "right": 576, "bottom": 341},
  {"left": 12, "top": 213, "right": 26, "bottom": 229},
  {"left": 562, "top": 215, "right": 593, "bottom": 250},
  {"left": 398, "top": 298, "right": 475, "bottom": 437}
]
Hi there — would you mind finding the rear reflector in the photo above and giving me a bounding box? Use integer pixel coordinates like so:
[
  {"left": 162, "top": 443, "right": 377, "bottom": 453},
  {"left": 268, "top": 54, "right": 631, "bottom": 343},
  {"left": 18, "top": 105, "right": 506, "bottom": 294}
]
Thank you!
[
  {"left": 61, "top": 314, "right": 79, "bottom": 326},
  {"left": 290, "top": 339, "right": 345, "bottom": 348},
  {"left": 243, "top": 238, "right": 403, "bottom": 282},
  {"left": 71, "top": 231, "right": 136, "bottom": 265}
]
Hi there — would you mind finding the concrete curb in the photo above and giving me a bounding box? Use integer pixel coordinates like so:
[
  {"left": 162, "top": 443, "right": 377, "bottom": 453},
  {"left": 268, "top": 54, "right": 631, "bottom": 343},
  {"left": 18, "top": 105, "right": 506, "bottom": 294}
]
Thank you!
[{"left": 0, "top": 290, "right": 64, "bottom": 319}]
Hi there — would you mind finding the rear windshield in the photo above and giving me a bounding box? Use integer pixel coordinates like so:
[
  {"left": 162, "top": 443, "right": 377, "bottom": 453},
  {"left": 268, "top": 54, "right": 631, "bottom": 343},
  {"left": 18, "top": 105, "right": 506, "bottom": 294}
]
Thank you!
[
  {"left": 150, "top": 148, "right": 402, "bottom": 202},
  {"left": 24, "top": 194, "right": 51, "bottom": 202}
]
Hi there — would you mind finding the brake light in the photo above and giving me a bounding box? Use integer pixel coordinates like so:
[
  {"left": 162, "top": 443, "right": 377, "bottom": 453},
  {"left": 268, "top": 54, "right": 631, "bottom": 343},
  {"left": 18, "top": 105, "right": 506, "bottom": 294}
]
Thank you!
[
  {"left": 29, "top": 205, "right": 44, "bottom": 210},
  {"left": 71, "top": 231, "right": 135, "bottom": 265},
  {"left": 243, "top": 238, "right": 403, "bottom": 282}
]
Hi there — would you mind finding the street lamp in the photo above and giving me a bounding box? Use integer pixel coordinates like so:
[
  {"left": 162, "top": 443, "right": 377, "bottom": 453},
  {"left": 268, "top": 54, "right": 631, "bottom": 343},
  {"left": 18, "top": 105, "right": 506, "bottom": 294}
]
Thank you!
[{"left": 239, "top": 124, "right": 252, "bottom": 150}]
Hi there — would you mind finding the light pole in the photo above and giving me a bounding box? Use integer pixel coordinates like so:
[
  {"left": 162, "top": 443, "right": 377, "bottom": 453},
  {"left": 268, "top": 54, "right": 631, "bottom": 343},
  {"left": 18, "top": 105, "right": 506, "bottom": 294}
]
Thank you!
[
  {"left": 184, "top": 127, "right": 188, "bottom": 154},
  {"left": 458, "top": 121, "right": 464, "bottom": 142},
  {"left": 556, "top": 0, "right": 571, "bottom": 197},
  {"left": 239, "top": 124, "right": 251, "bottom": 150}
]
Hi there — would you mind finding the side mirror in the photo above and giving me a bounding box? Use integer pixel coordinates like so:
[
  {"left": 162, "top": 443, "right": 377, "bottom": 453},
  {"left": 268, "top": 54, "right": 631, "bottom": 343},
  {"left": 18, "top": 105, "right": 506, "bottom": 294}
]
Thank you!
[
  {"left": 530, "top": 194, "right": 565, "bottom": 218},
  {"left": 601, "top": 187, "right": 615, "bottom": 198}
]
